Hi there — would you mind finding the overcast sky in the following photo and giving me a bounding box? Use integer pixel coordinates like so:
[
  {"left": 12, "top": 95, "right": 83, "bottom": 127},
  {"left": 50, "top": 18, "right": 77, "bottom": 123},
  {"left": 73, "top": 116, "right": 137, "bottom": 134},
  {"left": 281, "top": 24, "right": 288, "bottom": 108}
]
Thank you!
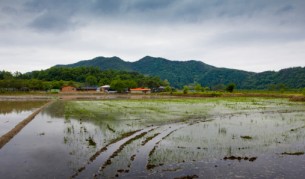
[{"left": 1, "top": 0, "right": 305, "bottom": 73}]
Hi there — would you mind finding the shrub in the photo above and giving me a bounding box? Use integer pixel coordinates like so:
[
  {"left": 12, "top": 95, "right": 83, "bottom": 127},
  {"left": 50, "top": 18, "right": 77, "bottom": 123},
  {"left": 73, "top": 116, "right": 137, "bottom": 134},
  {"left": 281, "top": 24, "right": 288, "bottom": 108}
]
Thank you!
[
  {"left": 226, "top": 83, "right": 236, "bottom": 93},
  {"left": 183, "top": 86, "right": 189, "bottom": 94}
]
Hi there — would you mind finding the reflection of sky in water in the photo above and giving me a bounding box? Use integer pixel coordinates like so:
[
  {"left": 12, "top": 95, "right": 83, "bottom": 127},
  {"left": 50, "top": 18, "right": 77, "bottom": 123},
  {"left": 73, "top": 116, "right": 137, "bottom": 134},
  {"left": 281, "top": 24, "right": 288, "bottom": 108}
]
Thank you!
[
  {"left": 0, "top": 101, "right": 46, "bottom": 136},
  {"left": 0, "top": 111, "right": 34, "bottom": 136},
  {"left": 0, "top": 98, "right": 304, "bottom": 178},
  {"left": 0, "top": 101, "right": 46, "bottom": 115},
  {"left": 0, "top": 112, "right": 103, "bottom": 178}
]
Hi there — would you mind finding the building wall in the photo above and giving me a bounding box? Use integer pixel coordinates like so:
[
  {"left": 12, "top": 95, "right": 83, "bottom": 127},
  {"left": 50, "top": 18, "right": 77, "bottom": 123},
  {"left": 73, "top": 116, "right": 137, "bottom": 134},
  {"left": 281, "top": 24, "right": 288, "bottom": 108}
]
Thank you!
[
  {"left": 101, "top": 87, "right": 110, "bottom": 92},
  {"left": 61, "top": 86, "right": 76, "bottom": 92}
]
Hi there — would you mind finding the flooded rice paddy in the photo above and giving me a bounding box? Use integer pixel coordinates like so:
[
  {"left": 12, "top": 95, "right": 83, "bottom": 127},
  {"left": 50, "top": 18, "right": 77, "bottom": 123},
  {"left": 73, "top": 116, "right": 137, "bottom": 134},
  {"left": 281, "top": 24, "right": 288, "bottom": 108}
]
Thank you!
[
  {"left": 0, "top": 97, "right": 305, "bottom": 178},
  {"left": 0, "top": 101, "right": 47, "bottom": 136}
]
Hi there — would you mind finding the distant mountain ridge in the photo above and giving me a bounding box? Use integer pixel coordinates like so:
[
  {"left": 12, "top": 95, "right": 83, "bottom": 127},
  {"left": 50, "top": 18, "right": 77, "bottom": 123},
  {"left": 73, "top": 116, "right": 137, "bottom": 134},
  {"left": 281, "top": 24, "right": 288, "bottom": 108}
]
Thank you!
[{"left": 56, "top": 56, "right": 305, "bottom": 89}]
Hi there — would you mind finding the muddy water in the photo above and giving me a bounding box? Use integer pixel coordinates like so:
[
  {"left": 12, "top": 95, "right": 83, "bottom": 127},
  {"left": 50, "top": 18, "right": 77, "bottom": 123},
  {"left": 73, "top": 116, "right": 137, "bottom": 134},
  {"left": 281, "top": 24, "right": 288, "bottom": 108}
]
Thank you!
[
  {"left": 0, "top": 98, "right": 305, "bottom": 178},
  {"left": 0, "top": 101, "right": 47, "bottom": 136}
]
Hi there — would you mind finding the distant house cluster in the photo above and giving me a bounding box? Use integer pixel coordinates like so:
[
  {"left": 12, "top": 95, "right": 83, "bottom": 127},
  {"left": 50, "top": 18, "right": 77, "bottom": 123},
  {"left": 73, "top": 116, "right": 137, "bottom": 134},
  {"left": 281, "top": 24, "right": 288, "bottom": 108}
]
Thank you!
[{"left": 60, "top": 85, "right": 164, "bottom": 94}]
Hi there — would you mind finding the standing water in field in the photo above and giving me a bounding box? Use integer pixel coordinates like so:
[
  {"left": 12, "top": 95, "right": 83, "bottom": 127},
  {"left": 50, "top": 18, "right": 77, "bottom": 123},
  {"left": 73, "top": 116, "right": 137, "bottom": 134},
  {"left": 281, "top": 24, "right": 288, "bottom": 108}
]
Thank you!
[
  {"left": 0, "top": 101, "right": 47, "bottom": 136},
  {"left": 0, "top": 98, "right": 305, "bottom": 178}
]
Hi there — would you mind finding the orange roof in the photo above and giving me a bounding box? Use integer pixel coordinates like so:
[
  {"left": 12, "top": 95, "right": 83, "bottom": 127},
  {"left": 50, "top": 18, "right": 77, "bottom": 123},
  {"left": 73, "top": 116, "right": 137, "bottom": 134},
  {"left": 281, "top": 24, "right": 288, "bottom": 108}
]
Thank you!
[{"left": 130, "top": 88, "right": 151, "bottom": 91}]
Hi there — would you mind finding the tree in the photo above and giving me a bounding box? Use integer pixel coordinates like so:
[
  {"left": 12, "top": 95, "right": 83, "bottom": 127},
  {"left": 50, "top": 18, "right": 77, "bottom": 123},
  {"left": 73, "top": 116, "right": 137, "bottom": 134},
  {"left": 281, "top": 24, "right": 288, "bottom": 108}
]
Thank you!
[
  {"left": 163, "top": 79, "right": 170, "bottom": 87},
  {"left": 51, "top": 81, "right": 62, "bottom": 89},
  {"left": 0, "top": 71, "right": 13, "bottom": 80},
  {"left": 226, "top": 83, "right": 236, "bottom": 93},
  {"left": 28, "top": 79, "right": 43, "bottom": 91},
  {"left": 164, "top": 86, "right": 172, "bottom": 92},
  {"left": 183, "top": 86, "right": 189, "bottom": 94},
  {"left": 194, "top": 83, "right": 203, "bottom": 92},
  {"left": 202, "top": 86, "right": 210, "bottom": 92},
  {"left": 86, "top": 75, "right": 97, "bottom": 86},
  {"left": 13, "top": 71, "right": 22, "bottom": 78},
  {"left": 110, "top": 79, "right": 126, "bottom": 93},
  {"left": 99, "top": 78, "right": 110, "bottom": 86},
  {"left": 124, "top": 80, "right": 137, "bottom": 89}
]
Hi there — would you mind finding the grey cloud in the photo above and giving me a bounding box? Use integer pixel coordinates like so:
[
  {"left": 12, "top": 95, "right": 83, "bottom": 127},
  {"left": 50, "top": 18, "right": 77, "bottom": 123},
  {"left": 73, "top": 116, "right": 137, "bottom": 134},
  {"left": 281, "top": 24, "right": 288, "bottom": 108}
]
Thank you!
[
  {"left": 90, "top": 0, "right": 127, "bottom": 14},
  {"left": 24, "top": 0, "right": 81, "bottom": 13},
  {"left": 131, "top": 0, "right": 174, "bottom": 11},
  {"left": 18, "top": 0, "right": 305, "bottom": 32},
  {"left": 1, "top": 6, "right": 19, "bottom": 15},
  {"left": 276, "top": 4, "right": 294, "bottom": 14},
  {"left": 208, "top": 29, "right": 305, "bottom": 48},
  {"left": 1, "top": 0, "right": 305, "bottom": 73},
  {"left": 28, "top": 13, "right": 75, "bottom": 32},
  {"left": 23, "top": 0, "right": 82, "bottom": 31}
]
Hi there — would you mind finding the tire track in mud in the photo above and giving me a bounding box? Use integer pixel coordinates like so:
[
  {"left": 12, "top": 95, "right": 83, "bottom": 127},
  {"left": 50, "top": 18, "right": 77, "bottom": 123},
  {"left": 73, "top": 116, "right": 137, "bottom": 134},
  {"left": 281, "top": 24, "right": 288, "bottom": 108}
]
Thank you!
[
  {"left": 71, "top": 126, "right": 157, "bottom": 178},
  {"left": 119, "top": 123, "right": 188, "bottom": 178}
]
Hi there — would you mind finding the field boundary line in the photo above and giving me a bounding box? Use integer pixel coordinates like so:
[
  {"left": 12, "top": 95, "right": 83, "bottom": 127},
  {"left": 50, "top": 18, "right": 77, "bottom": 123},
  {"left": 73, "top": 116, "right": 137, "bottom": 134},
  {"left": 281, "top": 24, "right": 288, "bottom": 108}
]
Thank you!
[{"left": 0, "top": 100, "right": 54, "bottom": 149}]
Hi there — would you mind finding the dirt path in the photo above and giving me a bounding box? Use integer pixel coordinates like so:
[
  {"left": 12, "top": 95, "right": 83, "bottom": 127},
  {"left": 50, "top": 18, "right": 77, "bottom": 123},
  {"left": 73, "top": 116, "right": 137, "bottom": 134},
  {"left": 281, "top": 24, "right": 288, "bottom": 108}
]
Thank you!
[{"left": 0, "top": 101, "right": 54, "bottom": 149}]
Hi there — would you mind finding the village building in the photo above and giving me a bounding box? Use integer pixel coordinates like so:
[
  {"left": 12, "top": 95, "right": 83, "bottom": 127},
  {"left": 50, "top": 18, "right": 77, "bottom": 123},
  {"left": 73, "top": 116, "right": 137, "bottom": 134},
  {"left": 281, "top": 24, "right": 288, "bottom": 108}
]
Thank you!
[
  {"left": 130, "top": 88, "right": 151, "bottom": 94},
  {"left": 100, "top": 85, "right": 110, "bottom": 92},
  {"left": 78, "top": 87, "right": 98, "bottom": 91},
  {"left": 61, "top": 86, "right": 76, "bottom": 92},
  {"left": 152, "top": 86, "right": 165, "bottom": 93}
]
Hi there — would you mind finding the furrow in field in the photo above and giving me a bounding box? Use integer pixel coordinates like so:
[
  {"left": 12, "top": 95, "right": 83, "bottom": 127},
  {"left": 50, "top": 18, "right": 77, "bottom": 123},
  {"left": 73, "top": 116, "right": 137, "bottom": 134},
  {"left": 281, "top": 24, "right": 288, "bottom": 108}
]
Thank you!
[
  {"left": 72, "top": 126, "right": 157, "bottom": 178},
  {"left": 99, "top": 128, "right": 156, "bottom": 171},
  {"left": 120, "top": 123, "right": 188, "bottom": 178}
]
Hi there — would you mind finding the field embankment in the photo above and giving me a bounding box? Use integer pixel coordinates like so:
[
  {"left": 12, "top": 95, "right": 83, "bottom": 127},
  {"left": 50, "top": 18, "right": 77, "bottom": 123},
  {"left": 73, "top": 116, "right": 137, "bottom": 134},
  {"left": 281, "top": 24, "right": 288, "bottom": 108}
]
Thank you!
[{"left": 0, "top": 101, "right": 53, "bottom": 149}]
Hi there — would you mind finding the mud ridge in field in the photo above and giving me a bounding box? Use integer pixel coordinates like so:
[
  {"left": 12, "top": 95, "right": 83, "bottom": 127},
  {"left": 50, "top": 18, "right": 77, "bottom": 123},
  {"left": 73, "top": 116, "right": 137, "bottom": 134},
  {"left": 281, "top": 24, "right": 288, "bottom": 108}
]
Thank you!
[
  {"left": 71, "top": 129, "right": 140, "bottom": 178},
  {"left": 0, "top": 101, "right": 53, "bottom": 149},
  {"left": 71, "top": 127, "right": 156, "bottom": 178},
  {"left": 118, "top": 123, "right": 188, "bottom": 178},
  {"left": 99, "top": 128, "right": 156, "bottom": 171},
  {"left": 146, "top": 125, "right": 187, "bottom": 170},
  {"left": 89, "top": 130, "right": 141, "bottom": 162}
]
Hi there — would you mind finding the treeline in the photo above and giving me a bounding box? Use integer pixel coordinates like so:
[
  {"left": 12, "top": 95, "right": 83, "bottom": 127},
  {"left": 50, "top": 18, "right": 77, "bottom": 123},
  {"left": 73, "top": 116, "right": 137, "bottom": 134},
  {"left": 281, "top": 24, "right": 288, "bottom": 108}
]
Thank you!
[
  {"left": 0, "top": 79, "right": 65, "bottom": 91},
  {"left": 0, "top": 67, "right": 166, "bottom": 92}
]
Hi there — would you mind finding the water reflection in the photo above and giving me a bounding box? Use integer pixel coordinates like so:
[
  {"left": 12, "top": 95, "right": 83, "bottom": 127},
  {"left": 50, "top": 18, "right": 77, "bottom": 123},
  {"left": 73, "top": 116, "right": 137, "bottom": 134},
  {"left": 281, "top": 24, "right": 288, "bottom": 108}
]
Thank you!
[
  {"left": 0, "top": 101, "right": 47, "bottom": 136},
  {"left": 0, "top": 107, "right": 105, "bottom": 178},
  {"left": 0, "top": 98, "right": 305, "bottom": 178},
  {"left": 149, "top": 110, "right": 305, "bottom": 177},
  {"left": 0, "top": 101, "right": 46, "bottom": 115}
]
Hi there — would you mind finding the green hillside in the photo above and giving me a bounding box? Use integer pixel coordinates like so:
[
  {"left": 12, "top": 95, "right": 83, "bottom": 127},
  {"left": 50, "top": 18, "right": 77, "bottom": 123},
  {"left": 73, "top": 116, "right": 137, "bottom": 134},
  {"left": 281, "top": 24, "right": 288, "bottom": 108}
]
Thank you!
[
  {"left": 56, "top": 56, "right": 305, "bottom": 89},
  {"left": 57, "top": 56, "right": 133, "bottom": 71}
]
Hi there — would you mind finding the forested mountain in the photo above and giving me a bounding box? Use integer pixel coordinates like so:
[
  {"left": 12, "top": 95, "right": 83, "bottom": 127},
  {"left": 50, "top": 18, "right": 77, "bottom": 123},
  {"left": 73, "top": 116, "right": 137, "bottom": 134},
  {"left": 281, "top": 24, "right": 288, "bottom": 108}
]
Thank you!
[
  {"left": 58, "top": 56, "right": 133, "bottom": 71},
  {"left": 56, "top": 56, "right": 305, "bottom": 89}
]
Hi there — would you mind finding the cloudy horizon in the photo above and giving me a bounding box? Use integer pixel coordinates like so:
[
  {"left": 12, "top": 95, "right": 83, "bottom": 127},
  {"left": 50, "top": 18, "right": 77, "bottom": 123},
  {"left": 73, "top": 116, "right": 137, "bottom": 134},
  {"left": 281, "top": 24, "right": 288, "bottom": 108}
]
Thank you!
[{"left": 1, "top": 0, "right": 305, "bottom": 73}]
